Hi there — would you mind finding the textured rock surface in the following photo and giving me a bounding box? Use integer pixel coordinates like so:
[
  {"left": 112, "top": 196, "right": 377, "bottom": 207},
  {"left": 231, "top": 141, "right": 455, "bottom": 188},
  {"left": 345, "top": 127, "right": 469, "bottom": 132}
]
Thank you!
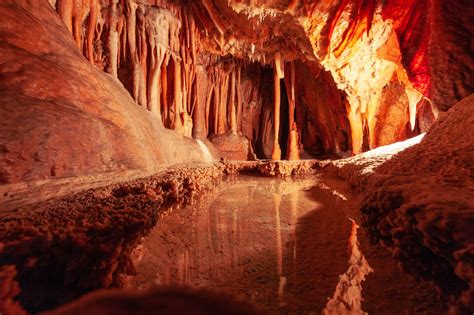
[
  {"left": 0, "top": 159, "right": 327, "bottom": 314},
  {"left": 0, "top": 1, "right": 208, "bottom": 187},
  {"left": 0, "top": 266, "right": 27, "bottom": 315},
  {"left": 324, "top": 134, "right": 425, "bottom": 192},
  {"left": 42, "top": 286, "right": 270, "bottom": 315},
  {"left": 42, "top": 0, "right": 474, "bottom": 157},
  {"left": 210, "top": 132, "right": 256, "bottom": 160},
  {"left": 361, "top": 94, "right": 474, "bottom": 310},
  {"left": 325, "top": 94, "right": 474, "bottom": 310},
  {"left": 0, "top": 163, "right": 223, "bottom": 313}
]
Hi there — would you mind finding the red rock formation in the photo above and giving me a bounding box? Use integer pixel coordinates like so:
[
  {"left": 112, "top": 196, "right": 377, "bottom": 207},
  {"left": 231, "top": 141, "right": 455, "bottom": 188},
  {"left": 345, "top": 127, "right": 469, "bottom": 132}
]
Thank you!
[
  {"left": 0, "top": 0, "right": 209, "bottom": 187},
  {"left": 0, "top": 0, "right": 472, "bottom": 311},
  {"left": 41, "top": 0, "right": 472, "bottom": 158},
  {"left": 360, "top": 94, "right": 474, "bottom": 311}
]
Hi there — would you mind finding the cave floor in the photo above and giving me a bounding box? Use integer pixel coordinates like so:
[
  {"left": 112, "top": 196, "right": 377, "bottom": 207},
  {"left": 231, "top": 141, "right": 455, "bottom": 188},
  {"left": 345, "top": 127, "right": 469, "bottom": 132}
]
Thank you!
[{"left": 127, "top": 174, "right": 445, "bottom": 314}]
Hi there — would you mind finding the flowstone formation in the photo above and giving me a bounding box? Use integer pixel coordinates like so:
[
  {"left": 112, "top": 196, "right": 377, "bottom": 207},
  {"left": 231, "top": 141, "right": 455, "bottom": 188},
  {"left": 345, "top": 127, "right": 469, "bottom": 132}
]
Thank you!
[
  {"left": 46, "top": 0, "right": 472, "bottom": 158},
  {"left": 1, "top": 0, "right": 473, "bottom": 313}
]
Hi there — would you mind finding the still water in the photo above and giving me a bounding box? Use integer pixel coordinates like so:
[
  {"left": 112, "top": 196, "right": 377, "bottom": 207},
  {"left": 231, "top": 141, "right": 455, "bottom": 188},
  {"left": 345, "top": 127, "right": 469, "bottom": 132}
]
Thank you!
[{"left": 129, "top": 175, "right": 356, "bottom": 313}]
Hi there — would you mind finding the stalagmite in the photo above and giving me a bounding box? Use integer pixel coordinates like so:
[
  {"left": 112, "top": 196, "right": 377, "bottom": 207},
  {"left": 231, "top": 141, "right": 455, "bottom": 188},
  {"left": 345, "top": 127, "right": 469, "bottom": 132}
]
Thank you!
[
  {"left": 47, "top": 0, "right": 433, "bottom": 157},
  {"left": 3, "top": 1, "right": 473, "bottom": 314}
]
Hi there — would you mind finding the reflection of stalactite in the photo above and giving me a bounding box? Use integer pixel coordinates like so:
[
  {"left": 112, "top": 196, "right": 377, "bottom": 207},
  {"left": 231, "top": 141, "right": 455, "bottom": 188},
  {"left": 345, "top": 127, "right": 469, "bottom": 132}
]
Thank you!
[
  {"left": 273, "top": 191, "right": 286, "bottom": 301},
  {"left": 289, "top": 189, "right": 299, "bottom": 262}
]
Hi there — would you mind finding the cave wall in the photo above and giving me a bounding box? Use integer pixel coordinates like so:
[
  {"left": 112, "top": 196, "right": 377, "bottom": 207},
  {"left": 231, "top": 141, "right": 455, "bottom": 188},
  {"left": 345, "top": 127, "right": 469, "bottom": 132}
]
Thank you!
[
  {"left": 2, "top": 0, "right": 473, "bottom": 187},
  {"left": 361, "top": 93, "right": 474, "bottom": 310},
  {"left": 46, "top": 0, "right": 473, "bottom": 158},
  {"left": 0, "top": 1, "right": 209, "bottom": 186}
]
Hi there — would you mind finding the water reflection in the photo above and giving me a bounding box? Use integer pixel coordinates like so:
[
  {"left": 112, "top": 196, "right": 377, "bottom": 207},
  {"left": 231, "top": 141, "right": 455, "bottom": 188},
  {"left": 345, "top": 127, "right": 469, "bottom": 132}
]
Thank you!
[{"left": 130, "top": 175, "right": 351, "bottom": 313}]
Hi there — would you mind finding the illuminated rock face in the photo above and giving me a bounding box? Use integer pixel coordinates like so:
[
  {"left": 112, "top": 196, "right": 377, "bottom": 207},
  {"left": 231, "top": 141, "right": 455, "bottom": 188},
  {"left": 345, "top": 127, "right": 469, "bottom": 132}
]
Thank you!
[
  {"left": 0, "top": 1, "right": 212, "bottom": 186},
  {"left": 361, "top": 94, "right": 474, "bottom": 310},
  {"left": 0, "top": 0, "right": 471, "bottom": 177},
  {"left": 45, "top": 0, "right": 472, "bottom": 158},
  {"left": 0, "top": 1, "right": 472, "bottom": 313}
]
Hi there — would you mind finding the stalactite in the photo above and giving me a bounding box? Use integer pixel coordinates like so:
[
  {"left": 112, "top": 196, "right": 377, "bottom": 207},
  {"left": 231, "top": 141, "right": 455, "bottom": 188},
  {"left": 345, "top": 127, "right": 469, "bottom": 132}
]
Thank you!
[
  {"left": 217, "top": 71, "right": 229, "bottom": 135},
  {"left": 213, "top": 83, "right": 219, "bottom": 135},
  {"left": 397, "top": 69, "right": 423, "bottom": 130},
  {"left": 120, "top": 14, "right": 127, "bottom": 63},
  {"left": 274, "top": 52, "right": 285, "bottom": 79},
  {"left": 181, "top": 44, "right": 188, "bottom": 117},
  {"left": 147, "top": 42, "right": 165, "bottom": 119},
  {"left": 192, "top": 67, "right": 207, "bottom": 139},
  {"left": 272, "top": 61, "right": 282, "bottom": 160},
  {"left": 72, "top": 0, "right": 87, "bottom": 51},
  {"left": 236, "top": 65, "right": 242, "bottom": 133},
  {"left": 107, "top": 0, "right": 119, "bottom": 77},
  {"left": 58, "top": 0, "right": 73, "bottom": 33},
  {"left": 286, "top": 62, "right": 300, "bottom": 160},
  {"left": 161, "top": 57, "right": 170, "bottom": 124},
  {"left": 347, "top": 109, "right": 364, "bottom": 154},
  {"left": 201, "top": 0, "right": 228, "bottom": 35},
  {"left": 189, "top": 13, "right": 197, "bottom": 65},
  {"left": 172, "top": 58, "right": 184, "bottom": 133},
  {"left": 205, "top": 85, "right": 213, "bottom": 135},
  {"left": 329, "top": 0, "right": 378, "bottom": 58},
  {"left": 137, "top": 7, "right": 148, "bottom": 107},
  {"left": 126, "top": 0, "right": 140, "bottom": 103},
  {"left": 86, "top": 0, "right": 98, "bottom": 64},
  {"left": 180, "top": 41, "right": 194, "bottom": 137},
  {"left": 229, "top": 67, "right": 237, "bottom": 133}
]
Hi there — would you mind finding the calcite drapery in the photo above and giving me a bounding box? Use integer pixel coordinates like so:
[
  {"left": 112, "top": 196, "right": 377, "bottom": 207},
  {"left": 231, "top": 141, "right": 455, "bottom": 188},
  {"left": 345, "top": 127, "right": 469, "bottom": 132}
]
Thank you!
[{"left": 48, "top": 0, "right": 473, "bottom": 157}]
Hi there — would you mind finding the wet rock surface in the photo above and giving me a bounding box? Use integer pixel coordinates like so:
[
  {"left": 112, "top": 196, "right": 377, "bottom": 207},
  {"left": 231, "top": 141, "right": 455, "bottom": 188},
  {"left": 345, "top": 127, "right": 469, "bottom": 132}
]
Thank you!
[
  {"left": 0, "top": 160, "right": 326, "bottom": 313},
  {"left": 325, "top": 94, "right": 474, "bottom": 311},
  {"left": 0, "top": 164, "right": 222, "bottom": 313}
]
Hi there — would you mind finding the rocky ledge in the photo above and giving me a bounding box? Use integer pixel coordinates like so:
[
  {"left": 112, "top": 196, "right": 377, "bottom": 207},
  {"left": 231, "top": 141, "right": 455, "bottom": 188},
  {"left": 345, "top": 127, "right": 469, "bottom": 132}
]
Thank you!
[{"left": 324, "top": 94, "right": 474, "bottom": 311}]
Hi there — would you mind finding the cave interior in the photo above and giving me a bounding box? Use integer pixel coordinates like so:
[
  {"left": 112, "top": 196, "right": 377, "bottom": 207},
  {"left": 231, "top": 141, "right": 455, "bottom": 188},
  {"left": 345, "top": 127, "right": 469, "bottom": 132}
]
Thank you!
[{"left": 0, "top": 0, "right": 473, "bottom": 314}]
